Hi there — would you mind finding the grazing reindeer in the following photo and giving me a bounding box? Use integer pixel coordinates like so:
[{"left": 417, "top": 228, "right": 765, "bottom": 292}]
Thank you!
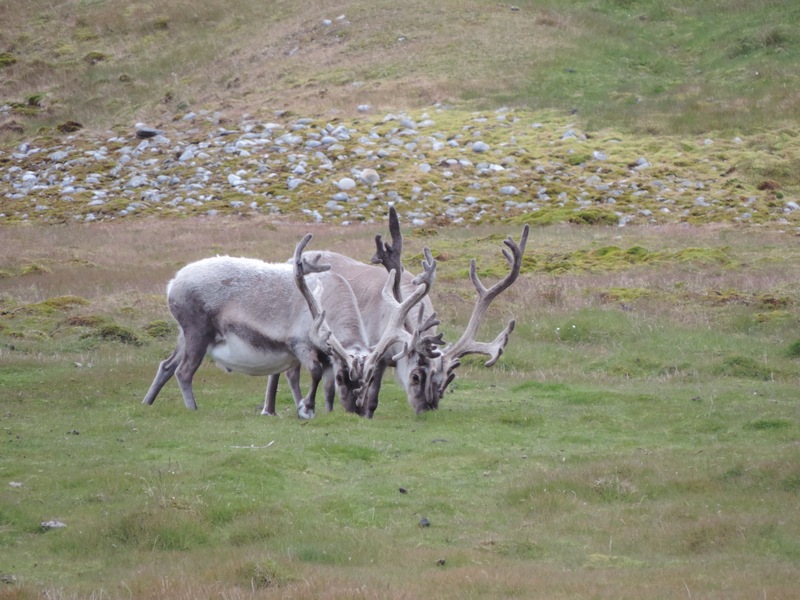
[
  {"left": 266, "top": 209, "right": 526, "bottom": 416},
  {"left": 367, "top": 211, "right": 528, "bottom": 411},
  {"left": 264, "top": 230, "right": 441, "bottom": 418},
  {"left": 142, "top": 235, "right": 374, "bottom": 419}
]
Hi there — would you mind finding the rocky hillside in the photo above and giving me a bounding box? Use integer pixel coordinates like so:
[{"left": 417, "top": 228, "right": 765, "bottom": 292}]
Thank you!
[
  {"left": 2, "top": 1, "right": 799, "bottom": 230},
  {"left": 2, "top": 106, "right": 798, "bottom": 229}
]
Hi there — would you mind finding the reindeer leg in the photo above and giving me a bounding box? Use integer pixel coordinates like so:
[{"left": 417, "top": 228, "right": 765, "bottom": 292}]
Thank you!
[
  {"left": 285, "top": 366, "right": 304, "bottom": 409},
  {"left": 298, "top": 359, "right": 324, "bottom": 421},
  {"left": 322, "top": 368, "right": 335, "bottom": 412},
  {"left": 261, "top": 374, "right": 280, "bottom": 416},
  {"left": 174, "top": 329, "right": 212, "bottom": 410},
  {"left": 364, "top": 360, "right": 388, "bottom": 419},
  {"left": 142, "top": 343, "right": 182, "bottom": 405}
]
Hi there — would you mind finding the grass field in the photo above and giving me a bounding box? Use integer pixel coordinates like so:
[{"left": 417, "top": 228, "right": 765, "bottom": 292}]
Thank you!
[
  {"left": 1, "top": 219, "right": 799, "bottom": 598},
  {"left": 2, "top": 0, "right": 800, "bottom": 597}
]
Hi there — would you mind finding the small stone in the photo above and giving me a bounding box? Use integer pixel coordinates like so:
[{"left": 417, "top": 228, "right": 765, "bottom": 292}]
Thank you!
[
  {"left": 359, "top": 168, "right": 380, "bottom": 186},
  {"left": 337, "top": 177, "right": 356, "bottom": 191},
  {"left": 472, "top": 141, "right": 490, "bottom": 153},
  {"left": 135, "top": 127, "right": 162, "bottom": 139},
  {"left": 287, "top": 177, "right": 305, "bottom": 191},
  {"left": 41, "top": 520, "right": 66, "bottom": 530},
  {"left": 48, "top": 150, "right": 69, "bottom": 161},
  {"left": 418, "top": 517, "right": 431, "bottom": 528}
]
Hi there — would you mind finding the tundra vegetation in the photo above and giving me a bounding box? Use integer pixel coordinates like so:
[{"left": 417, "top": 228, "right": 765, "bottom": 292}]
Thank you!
[
  {"left": 1, "top": 0, "right": 800, "bottom": 598},
  {"left": 1, "top": 219, "right": 799, "bottom": 599}
]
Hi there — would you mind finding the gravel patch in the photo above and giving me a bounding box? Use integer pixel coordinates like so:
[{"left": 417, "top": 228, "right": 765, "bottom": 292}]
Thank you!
[{"left": 1, "top": 107, "right": 797, "bottom": 228}]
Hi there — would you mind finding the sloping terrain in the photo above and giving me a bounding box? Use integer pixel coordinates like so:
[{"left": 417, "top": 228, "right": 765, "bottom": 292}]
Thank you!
[{"left": 1, "top": 0, "right": 799, "bottom": 138}]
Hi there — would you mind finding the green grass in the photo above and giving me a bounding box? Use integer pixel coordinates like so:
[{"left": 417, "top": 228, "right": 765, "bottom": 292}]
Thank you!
[{"left": 1, "top": 220, "right": 799, "bottom": 598}]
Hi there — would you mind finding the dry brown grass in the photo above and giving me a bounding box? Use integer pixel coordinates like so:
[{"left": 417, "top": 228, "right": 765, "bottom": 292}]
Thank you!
[{"left": 0, "top": 0, "right": 577, "bottom": 132}]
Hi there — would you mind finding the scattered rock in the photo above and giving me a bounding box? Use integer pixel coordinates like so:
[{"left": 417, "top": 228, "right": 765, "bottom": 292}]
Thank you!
[
  {"left": 40, "top": 520, "right": 67, "bottom": 530},
  {"left": 359, "top": 168, "right": 380, "bottom": 186},
  {"left": 418, "top": 517, "right": 431, "bottom": 528},
  {"left": 0, "top": 108, "right": 793, "bottom": 228},
  {"left": 135, "top": 127, "right": 163, "bottom": 139},
  {"left": 337, "top": 177, "right": 356, "bottom": 191}
]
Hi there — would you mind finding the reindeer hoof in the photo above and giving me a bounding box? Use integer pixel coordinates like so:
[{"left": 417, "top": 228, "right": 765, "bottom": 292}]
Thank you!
[{"left": 297, "top": 407, "right": 315, "bottom": 420}]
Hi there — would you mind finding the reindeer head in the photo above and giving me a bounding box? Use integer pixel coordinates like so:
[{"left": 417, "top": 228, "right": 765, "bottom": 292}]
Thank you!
[
  {"left": 359, "top": 250, "right": 439, "bottom": 417},
  {"left": 294, "top": 234, "right": 371, "bottom": 413}
]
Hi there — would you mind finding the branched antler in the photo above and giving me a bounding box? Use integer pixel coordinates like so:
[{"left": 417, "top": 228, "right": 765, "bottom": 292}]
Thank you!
[
  {"left": 358, "top": 250, "right": 438, "bottom": 406},
  {"left": 293, "top": 234, "right": 350, "bottom": 362},
  {"left": 441, "top": 225, "right": 529, "bottom": 366}
]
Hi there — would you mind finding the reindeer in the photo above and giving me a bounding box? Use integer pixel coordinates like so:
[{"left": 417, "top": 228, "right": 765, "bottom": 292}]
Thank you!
[
  {"left": 265, "top": 209, "right": 528, "bottom": 416},
  {"left": 262, "top": 233, "right": 441, "bottom": 418},
  {"left": 359, "top": 212, "right": 528, "bottom": 413},
  {"left": 142, "top": 236, "right": 374, "bottom": 419}
]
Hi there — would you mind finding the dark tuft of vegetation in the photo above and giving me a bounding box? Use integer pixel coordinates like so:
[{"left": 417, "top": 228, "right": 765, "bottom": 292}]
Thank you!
[{"left": 82, "top": 322, "right": 142, "bottom": 345}]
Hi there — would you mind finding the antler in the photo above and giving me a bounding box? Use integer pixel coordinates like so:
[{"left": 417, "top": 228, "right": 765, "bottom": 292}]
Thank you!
[
  {"left": 371, "top": 206, "right": 404, "bottom": 301},
  {"left": 359, "top": 249, "right": 438, "bottom": 403},
  {"left": 293, "top": 234, "right": 330, "bottom": 320},
  {"left": 441, "top": 225, "right": 529, "bottom": 366},
  {"left": 292, "top": 234, "right": 351, "bottom": 362}
]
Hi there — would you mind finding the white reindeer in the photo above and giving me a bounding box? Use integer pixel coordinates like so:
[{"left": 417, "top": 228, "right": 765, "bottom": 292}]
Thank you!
[
  {"left": 143, "top": 234, "right": 435, "bottom": 419},
  {"left": 143, "top": 236, "right": 371, "bottom": 419}
]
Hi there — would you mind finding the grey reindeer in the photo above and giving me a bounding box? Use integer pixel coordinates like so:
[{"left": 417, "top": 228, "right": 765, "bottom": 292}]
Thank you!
[{"left": 265, "top": 209, "right": 528, "bottom": 417}]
